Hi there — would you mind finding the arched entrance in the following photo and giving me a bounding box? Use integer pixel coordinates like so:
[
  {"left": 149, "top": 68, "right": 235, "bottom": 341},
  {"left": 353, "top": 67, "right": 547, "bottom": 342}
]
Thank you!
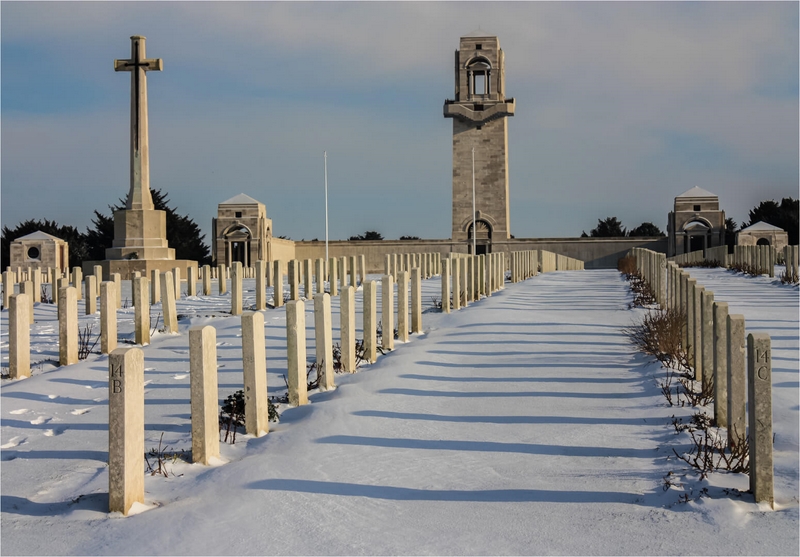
[
  {"left": 756, "top": 238, "right": 770, "bottom": 246},
  {"left": 467, "top": 219, "right": 493, "bottom": 255},
  {"left": 683, "top": 220, "right": 711, "bottom": 256},
  {"left": 223, "top": 224, "right": 252, "bottom": 267}
]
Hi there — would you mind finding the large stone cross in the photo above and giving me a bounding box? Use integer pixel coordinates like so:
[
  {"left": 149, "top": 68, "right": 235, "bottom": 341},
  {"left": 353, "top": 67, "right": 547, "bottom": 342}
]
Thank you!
[{"left": 115, "top": 36, "right": 162, "bottom": 211}]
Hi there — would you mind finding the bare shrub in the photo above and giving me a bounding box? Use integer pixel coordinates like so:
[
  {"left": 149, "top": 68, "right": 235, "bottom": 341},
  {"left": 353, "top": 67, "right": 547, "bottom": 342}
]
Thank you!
[
  {"left": 77, "top": 324, "right": 100, "bottom": 360},
  {"left": 623, "top": 308, "right": 691, "bottom": 372},
  {"left": 677, "top": 376, "right": 714, "bottom": 407},
  {"left": 617, "top": 255, "right": 637, "bottom": 276},
  {"left": 145, "top": 432, "right": 186, "bottom": 477},
  {"left": 678, "top": 260, "right": 723, "bottom": 269},
  {"left": 672, "top": 427, "right": 749, "bottom": 480},
  {"left": 780, "top": 267, "right": 799, "bottom": 285},
  {"left": 727, "top": 262, "right": 762, "bottom": 277}
]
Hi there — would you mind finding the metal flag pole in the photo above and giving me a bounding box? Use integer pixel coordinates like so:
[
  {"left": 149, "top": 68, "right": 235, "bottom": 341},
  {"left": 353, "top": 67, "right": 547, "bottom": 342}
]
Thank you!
[
  {"left": 324, "top": 151, "right": 329, "bottom": 263},
  {"left": 472, "top": 147, "right": 476, "bottom": 256}
]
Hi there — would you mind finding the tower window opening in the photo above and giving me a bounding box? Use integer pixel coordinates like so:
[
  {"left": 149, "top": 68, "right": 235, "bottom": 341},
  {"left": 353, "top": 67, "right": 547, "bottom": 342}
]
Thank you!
[
  {"left": 235, "top": 211, "right": 242, "bottom": 218},
  {"left": 693, "top": 205, "right": 701, "bottom": 212},
  {"left": 476, "top": 44, "right": 482, "bottom": 50},
  {"left": 473, "top": 73, "right": 486, "bottom": 95}
]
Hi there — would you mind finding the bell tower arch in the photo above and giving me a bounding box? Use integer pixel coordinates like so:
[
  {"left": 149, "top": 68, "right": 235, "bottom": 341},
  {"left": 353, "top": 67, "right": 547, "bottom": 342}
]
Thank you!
[{"left": 444, "top": 32, "right": 515, "bottom": 244}]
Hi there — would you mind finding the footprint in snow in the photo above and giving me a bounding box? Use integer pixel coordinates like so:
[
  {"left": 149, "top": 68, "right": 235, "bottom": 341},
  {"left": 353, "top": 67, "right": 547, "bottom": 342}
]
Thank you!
[
  {"left": 71, "top": 408, "right": 91, "bottom": 416},
  {"left": 145, "top": 368, "right": 155, "bottom": 372},
  {"left": 9, "top": 409, "right": 29, "bottom": 415},
  {"left": 144, "top": 380, "right": 153, "bottom": 386},
  {"left": 1, "top": 436, "right": 26, "bottom": 449},
  {"left": 48, "top": 394, "right": 59, "bottom": 399},
  {"left": 30, "top": 416, "right": 51, "bottom": 425},
  {"left": 171, "top": 350, "right": 189, "bottom": 355},
  {"left": 173, "top": 374, "right": 188, "bottom": 380},
  {"left": 43, "top": 427, "right": 66, "bottom": 437}
]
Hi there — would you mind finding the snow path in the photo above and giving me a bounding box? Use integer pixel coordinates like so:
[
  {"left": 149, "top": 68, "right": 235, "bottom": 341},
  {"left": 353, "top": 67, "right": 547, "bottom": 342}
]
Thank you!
[{"left": 2, "top": 270, "right": 798, "bottom": 555}]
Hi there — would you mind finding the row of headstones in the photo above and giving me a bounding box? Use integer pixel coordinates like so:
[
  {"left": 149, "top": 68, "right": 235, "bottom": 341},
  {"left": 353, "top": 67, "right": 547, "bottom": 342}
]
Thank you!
[
  {"left": 6, "top": 269, "right": 185, "bottom": 378},
  {"left": 6, "top": 251, "right": 408, "bottom": 377},
  {"left": 106, "top": 262, "right": 430, "bottom": 514},
  {"left": 668, "top": 245, "right": 800, "bottom": 280},
  {"left": 731, "top": 245, "right": 777, "bottom": 277},
  {"left": 7, "top": 262, "right": 428, "bottom": 395},
  {"left": 631, "top": 248, "right": 775, "bottom": 508},
  {"left": 440, "top": 253, "right": 504, "bottom": 312},
  {"left": 630, "top": 247, "right": 667, "bottom": 306},
  {"left": 384, "top": 252, "right": 442, "bottom": 282}
]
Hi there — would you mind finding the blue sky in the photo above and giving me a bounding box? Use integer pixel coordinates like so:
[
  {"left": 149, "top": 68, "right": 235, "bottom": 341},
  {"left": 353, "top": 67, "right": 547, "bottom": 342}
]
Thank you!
[{"left": 2, "top": 2, "right": 797, "bottom": 244}]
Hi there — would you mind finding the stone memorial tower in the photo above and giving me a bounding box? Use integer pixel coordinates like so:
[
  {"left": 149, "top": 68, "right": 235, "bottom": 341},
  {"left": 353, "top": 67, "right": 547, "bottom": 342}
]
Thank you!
[
  {"left": 666, "top": 186, "right": 726, "bottom": 257},
  {"left": 88, "top": 36, "right": 196, "bottom": 280},
  {"left": 444, "top": 32, "right": 515, "bottom": 252}
]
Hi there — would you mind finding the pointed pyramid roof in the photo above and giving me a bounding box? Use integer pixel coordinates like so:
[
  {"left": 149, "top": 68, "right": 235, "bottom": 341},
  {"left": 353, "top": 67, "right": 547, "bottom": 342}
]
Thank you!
[
  {"left": 676, "top": 186, "right": 717, "bottom": 198},
  {"left": 14, "top": 230, "right": 63, "bottom": 242},
  {"left": 219, "top": 193, "right": 262, "bottom": 206},
  {"left": 739, "top": 221, "right": 785, "bottom": 233}
]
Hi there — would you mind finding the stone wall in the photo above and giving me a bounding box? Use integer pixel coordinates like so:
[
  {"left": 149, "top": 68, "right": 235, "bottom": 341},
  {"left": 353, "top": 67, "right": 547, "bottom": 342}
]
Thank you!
[{"left": 292, "top": 237, "right": 668, "bottom": 273}]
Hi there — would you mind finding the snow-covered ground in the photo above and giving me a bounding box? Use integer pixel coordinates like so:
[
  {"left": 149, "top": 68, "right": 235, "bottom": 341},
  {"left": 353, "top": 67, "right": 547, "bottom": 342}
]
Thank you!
[{"left": 1, "top": 269, "right": 798, "bottom": 555}]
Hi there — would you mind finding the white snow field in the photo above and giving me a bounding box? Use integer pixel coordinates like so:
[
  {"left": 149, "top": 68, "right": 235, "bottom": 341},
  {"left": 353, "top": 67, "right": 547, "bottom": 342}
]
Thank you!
[{"left": 1, "top": 268, "right": 798, "bottom": 555}]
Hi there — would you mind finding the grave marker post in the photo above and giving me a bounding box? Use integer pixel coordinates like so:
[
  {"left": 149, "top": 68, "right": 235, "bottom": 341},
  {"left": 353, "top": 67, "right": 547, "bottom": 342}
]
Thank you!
[
  {"left": 727, "top": 314, "right": 747, "bottom": 448},
  {"left": 58, "top": 286, "right": 78, "bottom": 365},
  {"left": 255, "top": 260, "right": 267, "bottom": 310},
  {"left": 150, "top": 269, "right": 161, "bottom": 304},
  {"left": 341, "top": 286, "right": 356, "bottom": 371},
  {"left": 85, "top": 276, "right": 98, "bottom": 315},
  {"left": 314, "top": 293, "right": 335, "bottom": 390},
  {"left": 363, "top": 281, "right": 377, "bottom": 363},
  {"left": 441, "top": 259, "right": 451, "bottom": 314},
  {"left": 241, "top": 312, "right": 269, "bottom": 436},
  {"left": 108, "top": 346, "right": 145, "bottom": 515},
  {"left": 286, "top": 300, "right": 308, "bottom": 405},
  {"left": 189, "top": 325, "right": 220, "bottom": 464},
  {"left": 381, "top": 274, "right": 394, "bottom": 351},
  {"left": 101, "top": 281, "right": 118, "bottom": 354},
  {"left": 132, "top": 276, "right": 150, "bottom": 345},
  {"left": 747, "top": 333, "right": 774, "bottom": 507},
  {"left": 411, "top": 267, "right": 422, "bottom": 334},
  {"left": 9, "top": 293, "right": 31, "bottom": 378},
  {"left": 160, "top": 271, "right": 178, "bottom": 334},
  {"left": 273, "top": 260, "right": 284, "bottom": 307}
]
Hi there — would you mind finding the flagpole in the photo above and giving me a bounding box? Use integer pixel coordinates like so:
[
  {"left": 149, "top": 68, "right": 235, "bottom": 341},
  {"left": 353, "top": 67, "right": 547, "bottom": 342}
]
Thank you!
[
  {"left": 324, "top": 151, "right": 329, "bottom": 263},
  {"left": 472, "top": 147, "right": 476, "bottom": 256}
]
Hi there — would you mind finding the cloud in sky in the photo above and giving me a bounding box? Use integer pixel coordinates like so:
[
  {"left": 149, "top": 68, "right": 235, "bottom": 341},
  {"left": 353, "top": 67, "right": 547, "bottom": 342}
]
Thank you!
[{"left": 2, "top": 2, "right": 797, "bottom": 244}]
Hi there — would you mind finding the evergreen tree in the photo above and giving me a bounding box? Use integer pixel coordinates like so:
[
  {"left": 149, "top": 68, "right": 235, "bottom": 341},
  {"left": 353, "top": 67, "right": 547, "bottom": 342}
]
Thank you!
[
  {"left": 745, "top": 197, "right": 798, "bottom": 244},
  {"left": 725, "top": 217, "right": 738, "bottom": 250},
  {"left": 627, "top": 222, "right": 665, "bottom": 237},
  {"left": 589, "top": 217, "right": 626, "bottom": 237},
  {"left": 349, "top": 230, "right": 384, "bottom": 241}
]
